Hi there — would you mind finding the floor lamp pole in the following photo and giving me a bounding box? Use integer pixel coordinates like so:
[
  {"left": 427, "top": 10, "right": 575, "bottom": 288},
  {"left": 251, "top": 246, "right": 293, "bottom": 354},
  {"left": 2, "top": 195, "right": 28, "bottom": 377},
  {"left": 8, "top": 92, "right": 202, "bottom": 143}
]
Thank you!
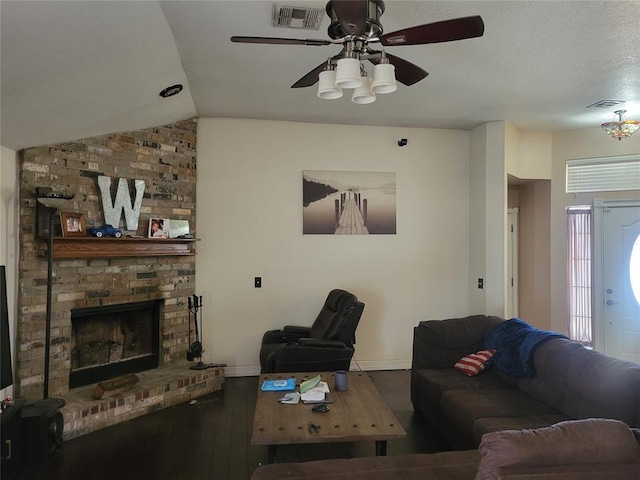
[
  {"left": 43, "top": 207, "right": 55, "bottom": 400},
  {"left": 36, "top": 189, "right": 73, "bottom": 404}
]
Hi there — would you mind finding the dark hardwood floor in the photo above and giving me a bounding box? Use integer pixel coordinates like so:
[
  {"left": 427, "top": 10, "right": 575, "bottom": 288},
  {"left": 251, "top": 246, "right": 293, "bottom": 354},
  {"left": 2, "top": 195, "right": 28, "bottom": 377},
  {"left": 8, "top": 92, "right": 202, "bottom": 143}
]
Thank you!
[{"left": 16, "top": 370, "right": 450, "bottom": 480}]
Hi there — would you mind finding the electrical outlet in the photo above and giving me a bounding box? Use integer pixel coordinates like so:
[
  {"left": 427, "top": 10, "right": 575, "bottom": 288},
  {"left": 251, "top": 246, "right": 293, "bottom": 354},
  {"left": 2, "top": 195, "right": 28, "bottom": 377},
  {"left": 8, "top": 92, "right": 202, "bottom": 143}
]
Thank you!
[
  {"left": 254, "top": 277, "right": 262, "bottom": 288},
  {"left": 477, "top": 278, "right": 484, "bottom": 289}
]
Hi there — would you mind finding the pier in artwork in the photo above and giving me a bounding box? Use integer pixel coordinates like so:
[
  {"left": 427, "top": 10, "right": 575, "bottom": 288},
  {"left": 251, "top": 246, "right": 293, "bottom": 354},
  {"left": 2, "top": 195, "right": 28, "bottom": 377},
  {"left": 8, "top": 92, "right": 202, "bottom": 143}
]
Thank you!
[{"left": 334, "top": 191, "right": 369, "bottom": 235}]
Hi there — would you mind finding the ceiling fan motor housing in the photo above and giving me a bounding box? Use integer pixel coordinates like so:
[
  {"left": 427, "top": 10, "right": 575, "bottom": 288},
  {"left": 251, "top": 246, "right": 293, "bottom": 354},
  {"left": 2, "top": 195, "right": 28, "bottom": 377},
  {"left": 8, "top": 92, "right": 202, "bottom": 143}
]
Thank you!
[{"left": 326, "top": 0, "right": 385, "bottom": 39}]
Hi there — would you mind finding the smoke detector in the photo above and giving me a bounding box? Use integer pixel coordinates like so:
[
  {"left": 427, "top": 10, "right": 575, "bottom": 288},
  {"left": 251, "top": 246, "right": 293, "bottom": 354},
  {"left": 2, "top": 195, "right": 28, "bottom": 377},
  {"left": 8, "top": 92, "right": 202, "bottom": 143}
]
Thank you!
[{"left": 272, "top": 4, "right": 324, "bottom": 30}]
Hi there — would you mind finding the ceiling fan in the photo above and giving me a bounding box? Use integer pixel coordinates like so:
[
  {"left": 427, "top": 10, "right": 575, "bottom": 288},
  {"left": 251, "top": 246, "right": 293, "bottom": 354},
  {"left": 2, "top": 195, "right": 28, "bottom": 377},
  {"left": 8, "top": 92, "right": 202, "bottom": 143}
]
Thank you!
[{"left": 230, "top": 0, "right": 485, "bottom": 90}]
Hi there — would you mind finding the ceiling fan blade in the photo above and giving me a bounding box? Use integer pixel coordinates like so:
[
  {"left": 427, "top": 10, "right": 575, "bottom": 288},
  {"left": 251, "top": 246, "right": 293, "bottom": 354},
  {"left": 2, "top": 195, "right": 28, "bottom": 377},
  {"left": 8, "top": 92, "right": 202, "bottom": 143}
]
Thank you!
[
  {"left": 380, "top": 15, "right": 484, "bottom": 46},
  {"left": 291, "top": 62, "right": 329, "bottom": 88},
  {"left": 329, "top": 0, "right": 368, "bottom": 36},
  {"left": 292, "top": 49, "right": 347, "bottom": 88},
  {"left": 231, "top": 36, "right": 331, "bottom": 46},
  {"left": 368, "top": 51, "right": 428, "bottom": 86}
]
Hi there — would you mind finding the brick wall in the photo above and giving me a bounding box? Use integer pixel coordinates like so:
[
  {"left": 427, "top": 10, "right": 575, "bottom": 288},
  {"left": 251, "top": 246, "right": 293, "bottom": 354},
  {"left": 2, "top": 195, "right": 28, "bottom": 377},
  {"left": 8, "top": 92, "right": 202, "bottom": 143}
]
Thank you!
[{"left": 17, "top": 119, "right": 198, "bottom": 399}]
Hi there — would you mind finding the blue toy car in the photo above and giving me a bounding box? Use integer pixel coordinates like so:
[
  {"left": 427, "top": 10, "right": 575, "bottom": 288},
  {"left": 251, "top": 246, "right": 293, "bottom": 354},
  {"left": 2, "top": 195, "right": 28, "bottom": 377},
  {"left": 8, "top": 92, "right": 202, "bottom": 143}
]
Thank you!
[{"left": 90, "top": 224, "right": 122, "bottom": 238}]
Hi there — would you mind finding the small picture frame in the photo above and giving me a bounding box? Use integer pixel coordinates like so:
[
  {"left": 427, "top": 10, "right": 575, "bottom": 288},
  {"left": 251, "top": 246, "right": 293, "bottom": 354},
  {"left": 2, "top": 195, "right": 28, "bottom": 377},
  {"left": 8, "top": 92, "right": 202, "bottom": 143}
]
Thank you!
[
  {"left": 60, "top": 211, "right": 86, "bottom": 237},
  {"left": 168, "top": 219, "right": 190, "bottom": 238},
  {"left": 148, "top": 218, "right": 169, "bottom": 238}
]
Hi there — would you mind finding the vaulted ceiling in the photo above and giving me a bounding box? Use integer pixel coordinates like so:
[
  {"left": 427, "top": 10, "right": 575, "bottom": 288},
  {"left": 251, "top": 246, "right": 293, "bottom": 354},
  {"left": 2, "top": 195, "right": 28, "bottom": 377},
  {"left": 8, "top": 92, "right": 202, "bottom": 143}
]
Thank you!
[{"left": 2, "top": 1, "right": 639, "bottom": 151}]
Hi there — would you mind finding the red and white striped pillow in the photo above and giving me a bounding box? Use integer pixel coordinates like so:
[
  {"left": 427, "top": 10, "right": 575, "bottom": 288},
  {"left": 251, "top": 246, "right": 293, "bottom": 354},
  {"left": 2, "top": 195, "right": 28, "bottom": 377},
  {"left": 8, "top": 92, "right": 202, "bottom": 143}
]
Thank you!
[{"left": 454, "top": 349, "right": 497, "bottom": 376}]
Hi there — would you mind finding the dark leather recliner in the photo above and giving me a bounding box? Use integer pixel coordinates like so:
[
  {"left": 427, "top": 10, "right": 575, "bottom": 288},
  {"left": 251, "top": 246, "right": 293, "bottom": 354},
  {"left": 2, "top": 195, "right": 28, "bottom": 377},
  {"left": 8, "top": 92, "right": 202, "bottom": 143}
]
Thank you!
[{"left": 259, "top": 289, "right": 365, "bottom": 373}]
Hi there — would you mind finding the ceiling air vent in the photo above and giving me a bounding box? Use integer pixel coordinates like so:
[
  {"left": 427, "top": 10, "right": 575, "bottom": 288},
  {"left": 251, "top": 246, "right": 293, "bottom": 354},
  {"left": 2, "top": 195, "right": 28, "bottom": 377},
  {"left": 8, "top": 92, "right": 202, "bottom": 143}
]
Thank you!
[
  {"left": 273, "top": 4, "right": 323, "bottom": 30},
  {"left": 586, "top": 100, "right": 627, "bottom": 109}
]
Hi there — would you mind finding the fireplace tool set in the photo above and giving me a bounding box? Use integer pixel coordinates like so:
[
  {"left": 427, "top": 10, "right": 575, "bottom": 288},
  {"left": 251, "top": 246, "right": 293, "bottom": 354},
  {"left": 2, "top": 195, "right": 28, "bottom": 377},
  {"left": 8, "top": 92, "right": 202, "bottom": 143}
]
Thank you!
[
  {"left": 187, "top": 294, "right": 207, "bottom": 370},
  {"left": 187, "top": 294, "right": 208, "bottom": 370},
  {"left": 187, "top": 294, "right": 226, "bottom": 370}
]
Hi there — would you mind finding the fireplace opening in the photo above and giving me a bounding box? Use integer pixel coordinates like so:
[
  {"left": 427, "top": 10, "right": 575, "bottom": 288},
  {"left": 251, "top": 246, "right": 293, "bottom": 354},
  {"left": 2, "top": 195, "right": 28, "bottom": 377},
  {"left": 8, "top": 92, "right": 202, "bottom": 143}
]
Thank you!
[{"left": 69, "top": 300, "right": 161, "bottom": 388}]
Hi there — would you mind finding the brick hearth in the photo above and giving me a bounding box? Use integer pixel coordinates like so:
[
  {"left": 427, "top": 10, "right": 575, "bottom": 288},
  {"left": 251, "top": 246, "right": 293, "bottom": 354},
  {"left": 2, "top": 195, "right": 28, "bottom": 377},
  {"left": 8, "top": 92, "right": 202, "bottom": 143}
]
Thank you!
[
  {"left": 61, "top": 364, "right": 224, "bottom": 440},
  {"left": 15, "top": 119, "right": 223, "bottom": 437}
]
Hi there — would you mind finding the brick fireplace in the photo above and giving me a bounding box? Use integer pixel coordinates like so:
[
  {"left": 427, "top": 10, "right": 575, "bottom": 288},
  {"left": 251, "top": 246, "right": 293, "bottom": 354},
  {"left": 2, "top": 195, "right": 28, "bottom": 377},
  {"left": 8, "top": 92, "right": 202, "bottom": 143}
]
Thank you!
[{"left": 16, "top": 119, "right": 224, "bottom": 438}]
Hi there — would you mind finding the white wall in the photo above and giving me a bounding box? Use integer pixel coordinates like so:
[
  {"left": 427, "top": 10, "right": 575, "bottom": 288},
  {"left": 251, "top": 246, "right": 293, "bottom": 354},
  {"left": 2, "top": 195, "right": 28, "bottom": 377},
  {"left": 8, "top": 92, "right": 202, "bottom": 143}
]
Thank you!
[
  {"left": 505, "top": 123, "right": 552, "bottom": 181},
  {"left": 484, "top": 122, "right": 508, "bottom": 316},
  {"left": 1, "top": 146, "right": 18, "bottom": 400},
  {"left": 196, "top": 118, "right": 471, "bottom": 376},
  {"left": 550, "top": 127, "right": 640, "bottom": 334},
  {"left": 469, "top": 125, "right": 487, "bottom": 313},
  {"left": 469, "top": 122, "right": 508, "bottom": 317}
]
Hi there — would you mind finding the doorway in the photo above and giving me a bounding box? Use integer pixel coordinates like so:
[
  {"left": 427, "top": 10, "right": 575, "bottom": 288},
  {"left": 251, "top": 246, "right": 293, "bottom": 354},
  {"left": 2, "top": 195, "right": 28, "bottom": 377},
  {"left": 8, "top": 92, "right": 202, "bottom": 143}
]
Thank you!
[{"left": 593, "top": 200, "right": 640, "bottom": 362}]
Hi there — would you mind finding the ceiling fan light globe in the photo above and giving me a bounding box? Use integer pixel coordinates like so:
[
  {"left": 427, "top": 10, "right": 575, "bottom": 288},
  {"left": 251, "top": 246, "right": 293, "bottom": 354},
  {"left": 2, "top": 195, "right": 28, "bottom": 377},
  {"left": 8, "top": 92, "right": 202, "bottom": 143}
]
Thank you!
[
  {"left": 372, "top": 63, "right": 397, "bottom": 94},
  {"left": 317, "top": 70, "right": 343, "bottom": 100},
  {"left": 335, "top": 58, "right": 362, "bottom": 89},
  {"left": 351, "top": 76, "right": 376, "bottom": 104}
]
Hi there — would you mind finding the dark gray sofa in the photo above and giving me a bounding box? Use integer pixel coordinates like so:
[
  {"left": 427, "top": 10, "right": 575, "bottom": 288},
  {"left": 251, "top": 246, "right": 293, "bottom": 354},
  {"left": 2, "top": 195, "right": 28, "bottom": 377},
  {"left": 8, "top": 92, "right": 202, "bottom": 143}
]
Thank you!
[{"left": 411, "top": 315, "right": 640, "bottom": 450}]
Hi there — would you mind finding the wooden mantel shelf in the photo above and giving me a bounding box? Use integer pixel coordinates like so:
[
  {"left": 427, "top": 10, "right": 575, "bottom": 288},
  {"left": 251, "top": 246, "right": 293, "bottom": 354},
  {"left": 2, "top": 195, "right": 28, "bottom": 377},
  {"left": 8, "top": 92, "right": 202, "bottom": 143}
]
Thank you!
[{"left": 48, "top": 237, "right": 198, "bottom": 259}]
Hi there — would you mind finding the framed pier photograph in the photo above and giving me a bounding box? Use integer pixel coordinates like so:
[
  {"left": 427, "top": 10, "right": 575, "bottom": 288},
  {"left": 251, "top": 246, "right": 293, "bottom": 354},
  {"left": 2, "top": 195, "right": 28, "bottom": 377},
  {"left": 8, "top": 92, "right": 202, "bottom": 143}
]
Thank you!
[{"left": 302, "top": 170, "right": 396, "bottom": 235}]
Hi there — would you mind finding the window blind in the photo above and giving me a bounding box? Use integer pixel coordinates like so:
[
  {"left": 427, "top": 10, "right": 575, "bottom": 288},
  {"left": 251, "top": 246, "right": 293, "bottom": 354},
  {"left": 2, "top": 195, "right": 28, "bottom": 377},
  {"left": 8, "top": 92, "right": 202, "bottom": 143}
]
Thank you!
[{"left": 566, "top": 154, "right": 640, "bottom": 193}]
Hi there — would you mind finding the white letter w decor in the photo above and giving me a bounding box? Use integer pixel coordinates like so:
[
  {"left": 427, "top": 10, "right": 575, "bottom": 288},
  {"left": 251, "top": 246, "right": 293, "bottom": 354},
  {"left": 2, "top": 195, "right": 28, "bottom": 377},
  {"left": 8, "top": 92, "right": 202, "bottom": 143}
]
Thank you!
[{"left": 97, "top": 176, "right": 145, "bottom": 230}]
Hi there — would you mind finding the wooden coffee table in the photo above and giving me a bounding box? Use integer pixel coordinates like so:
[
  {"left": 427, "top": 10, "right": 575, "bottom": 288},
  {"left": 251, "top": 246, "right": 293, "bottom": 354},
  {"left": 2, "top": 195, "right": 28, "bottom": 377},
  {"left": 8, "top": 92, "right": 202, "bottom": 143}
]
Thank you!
[{"left": 251, "top": 371, "right": 406, "bottom": 463}]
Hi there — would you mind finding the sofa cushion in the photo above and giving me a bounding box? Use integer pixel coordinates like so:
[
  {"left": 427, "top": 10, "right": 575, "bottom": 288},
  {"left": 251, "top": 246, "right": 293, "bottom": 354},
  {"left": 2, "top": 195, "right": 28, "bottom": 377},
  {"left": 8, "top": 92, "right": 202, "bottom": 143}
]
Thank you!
[
  {"left": 518, "top": 338, "right": 640, "bottom": 426},
  {"left": 251, "top": 451, "right": 481, "bottom": 480},
  {"left": 472, "top": 414, "right": 570, "bottom": 445},
  {"left": 412, "top": 316, "right": 504, "bottom": 369},
  {"left": 514, "top": 338, "right": 579, "bottom": 412},
  {"left": 475, "top": 418, "right": 640, "bottom": 480},
  {"left": 441, "top": 388, "right": 560, "bottom": 435},
  {"left": 495, "top": 463, "right": 640, "bottom": 479},
  {"left": 413, "top": 368, "right": 514, "bottom": 406}
]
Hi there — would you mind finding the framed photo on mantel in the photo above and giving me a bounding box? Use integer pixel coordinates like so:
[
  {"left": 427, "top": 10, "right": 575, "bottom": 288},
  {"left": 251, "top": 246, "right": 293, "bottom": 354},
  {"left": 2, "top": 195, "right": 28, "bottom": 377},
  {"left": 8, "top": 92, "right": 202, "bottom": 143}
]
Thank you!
[
  {"left": 60, "top": 211, "right": 86, "bottom": 237},
  {"left": 148, "top": 218, "right": 169, "bottom": 238},
  {"left": 168, "top": 219, "right": 190, "bottom": 238}
]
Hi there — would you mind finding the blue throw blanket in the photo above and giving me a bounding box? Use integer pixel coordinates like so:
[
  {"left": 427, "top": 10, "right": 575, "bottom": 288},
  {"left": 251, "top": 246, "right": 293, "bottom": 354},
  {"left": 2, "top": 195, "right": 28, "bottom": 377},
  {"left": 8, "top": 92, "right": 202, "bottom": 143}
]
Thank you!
[{"left": 484, "top": 318, "right": 567, "bottom": 378}]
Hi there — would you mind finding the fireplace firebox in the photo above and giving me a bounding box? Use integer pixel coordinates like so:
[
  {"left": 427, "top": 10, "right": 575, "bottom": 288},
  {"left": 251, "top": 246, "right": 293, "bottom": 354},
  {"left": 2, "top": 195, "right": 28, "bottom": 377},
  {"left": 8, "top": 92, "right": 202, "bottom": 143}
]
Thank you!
[{"left": 69, "top": 300, "right": 161, "bottom": 388}]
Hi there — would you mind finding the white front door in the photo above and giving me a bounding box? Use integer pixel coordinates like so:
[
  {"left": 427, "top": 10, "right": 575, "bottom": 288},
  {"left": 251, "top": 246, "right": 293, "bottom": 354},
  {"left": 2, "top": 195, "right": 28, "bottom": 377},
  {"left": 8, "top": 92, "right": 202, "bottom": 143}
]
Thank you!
[{"left": 594, "top": 201, "right": 640, "bottom": 362}]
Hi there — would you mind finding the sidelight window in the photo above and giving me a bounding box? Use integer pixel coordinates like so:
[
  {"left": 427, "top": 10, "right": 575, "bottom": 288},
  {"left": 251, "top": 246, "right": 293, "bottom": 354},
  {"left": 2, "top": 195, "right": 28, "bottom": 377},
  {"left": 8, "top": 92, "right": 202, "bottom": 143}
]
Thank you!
[
  {"left": 631, "top": 234, "right": 640, "bottom": 308},
  {"left": 566, "top": 207, "right": 592, "bottom": 346}
]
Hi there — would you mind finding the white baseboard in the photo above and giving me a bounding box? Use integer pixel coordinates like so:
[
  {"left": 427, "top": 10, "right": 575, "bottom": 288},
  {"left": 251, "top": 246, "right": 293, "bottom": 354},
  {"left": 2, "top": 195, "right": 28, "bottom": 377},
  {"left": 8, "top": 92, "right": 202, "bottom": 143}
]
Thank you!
[
  {"left": 350, "top": 359, "right": 412, "bottom": 371},
  {"left": 224, "top": 365, "right": 261, "bottom": 377},
  {"left": 222, "top": 360, "right": 412, "bottom": 377}
]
